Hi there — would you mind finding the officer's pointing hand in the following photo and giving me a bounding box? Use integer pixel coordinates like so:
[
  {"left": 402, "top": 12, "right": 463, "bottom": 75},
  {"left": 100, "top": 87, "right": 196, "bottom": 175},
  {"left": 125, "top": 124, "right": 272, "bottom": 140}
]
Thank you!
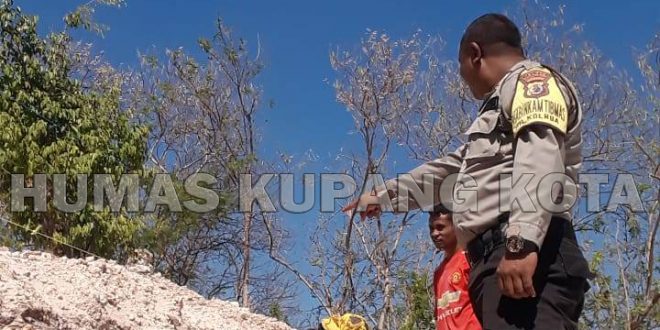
[
  {"left": 496, "top": 251, "right": 538, "bottom": 299},
  {"left": 342, "top": 193, "right": 382, "bottom": 221}
]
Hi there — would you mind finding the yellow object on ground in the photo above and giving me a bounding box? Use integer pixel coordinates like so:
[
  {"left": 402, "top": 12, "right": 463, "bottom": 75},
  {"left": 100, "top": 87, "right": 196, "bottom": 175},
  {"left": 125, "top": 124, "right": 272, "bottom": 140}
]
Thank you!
[{"left": 321, "top": 313, "right": 368, "bottom": 330}]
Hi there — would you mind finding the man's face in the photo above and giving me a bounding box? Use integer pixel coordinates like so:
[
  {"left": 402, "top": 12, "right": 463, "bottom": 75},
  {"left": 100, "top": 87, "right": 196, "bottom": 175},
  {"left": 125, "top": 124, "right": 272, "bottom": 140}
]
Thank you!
[{"left": 428, "top": 213, "right": 456, "bottom": 251}]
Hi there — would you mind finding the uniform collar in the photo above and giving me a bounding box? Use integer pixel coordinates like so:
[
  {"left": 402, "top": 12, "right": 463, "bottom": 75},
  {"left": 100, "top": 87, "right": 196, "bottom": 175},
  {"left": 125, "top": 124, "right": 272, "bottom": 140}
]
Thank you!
[{"left": 478, "top": 58, "right": 534, "bottom": 114}]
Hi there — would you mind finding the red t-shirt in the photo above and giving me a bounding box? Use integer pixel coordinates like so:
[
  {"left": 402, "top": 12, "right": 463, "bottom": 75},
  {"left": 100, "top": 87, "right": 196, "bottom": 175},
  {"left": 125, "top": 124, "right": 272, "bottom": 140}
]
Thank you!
[{"left": 433, "top": 250, "right": 482, "bottom": 330}]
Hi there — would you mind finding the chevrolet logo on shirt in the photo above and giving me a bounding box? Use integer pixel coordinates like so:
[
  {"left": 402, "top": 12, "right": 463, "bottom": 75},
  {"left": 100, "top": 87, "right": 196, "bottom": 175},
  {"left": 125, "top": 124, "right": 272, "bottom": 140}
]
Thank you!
[{"left": 437, "top": 290, "right": 461, "bottom": 309}]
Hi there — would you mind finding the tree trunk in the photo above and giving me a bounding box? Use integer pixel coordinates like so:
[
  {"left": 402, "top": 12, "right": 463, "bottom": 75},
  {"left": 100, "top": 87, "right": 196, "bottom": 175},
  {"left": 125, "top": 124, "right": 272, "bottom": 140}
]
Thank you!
[{"left": 240, "top": 212, "right": 252, "bottom": 308}]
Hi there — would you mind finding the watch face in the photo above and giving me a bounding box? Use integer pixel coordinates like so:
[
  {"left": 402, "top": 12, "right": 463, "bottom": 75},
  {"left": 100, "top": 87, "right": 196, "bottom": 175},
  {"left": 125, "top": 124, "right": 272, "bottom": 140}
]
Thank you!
[{"left": 506, "top": 235, "right": 524, "bottom": 253}]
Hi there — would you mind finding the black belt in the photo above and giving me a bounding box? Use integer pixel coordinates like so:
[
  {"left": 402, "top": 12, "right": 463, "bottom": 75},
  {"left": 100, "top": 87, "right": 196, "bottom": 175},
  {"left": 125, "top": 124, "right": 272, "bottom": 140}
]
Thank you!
[
  {"left": 466, "top": 214, "right": 574, "bottom": 266},
  {"left": 466, "top": 213, "right": 508, "bottom": 266}
]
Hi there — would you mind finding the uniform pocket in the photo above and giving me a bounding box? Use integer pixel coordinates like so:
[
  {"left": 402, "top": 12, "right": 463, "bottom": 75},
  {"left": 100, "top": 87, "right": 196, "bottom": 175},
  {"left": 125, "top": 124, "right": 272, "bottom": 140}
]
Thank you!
[
  {"left": 558, "top": 237, "right": 593, "bottom": 283},
  {"left": 465, "top": 137, "right": 500, "bottom": 160},
  {"left": 463, "top": 110, "right": 502, "bottom": 161}
]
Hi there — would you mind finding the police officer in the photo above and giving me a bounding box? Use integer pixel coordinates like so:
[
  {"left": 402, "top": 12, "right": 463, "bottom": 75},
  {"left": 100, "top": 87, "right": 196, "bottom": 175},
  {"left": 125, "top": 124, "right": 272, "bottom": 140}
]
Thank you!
[{"left": 343, "top": 13, "right": 592, "bottom": 329}]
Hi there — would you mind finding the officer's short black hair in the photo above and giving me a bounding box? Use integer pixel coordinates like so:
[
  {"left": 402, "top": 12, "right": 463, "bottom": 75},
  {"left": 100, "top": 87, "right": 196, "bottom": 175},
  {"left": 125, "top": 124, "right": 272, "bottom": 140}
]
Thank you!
[{"left": 460, "top": 13, "right": 523, "bottom": 54}]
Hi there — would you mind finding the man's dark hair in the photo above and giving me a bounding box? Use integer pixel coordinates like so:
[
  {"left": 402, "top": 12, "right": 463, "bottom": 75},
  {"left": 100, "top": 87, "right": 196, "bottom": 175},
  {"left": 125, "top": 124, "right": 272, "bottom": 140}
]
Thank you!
[
  {"left": 460, "top": 13, "right": 523, "bottom": 54},
  {"left": 428, "top": 204, "right": 451, "bottom": 219}
]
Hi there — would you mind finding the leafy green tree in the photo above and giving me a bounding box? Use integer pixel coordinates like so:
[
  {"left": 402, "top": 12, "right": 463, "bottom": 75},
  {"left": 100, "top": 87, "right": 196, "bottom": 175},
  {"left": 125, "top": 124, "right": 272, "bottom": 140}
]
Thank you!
[
  {"left": 0, "top": 0, "right": 148, "bottom": 258},
  {"left": 399, "top": 271, "right": 434, "bottom": 330}
]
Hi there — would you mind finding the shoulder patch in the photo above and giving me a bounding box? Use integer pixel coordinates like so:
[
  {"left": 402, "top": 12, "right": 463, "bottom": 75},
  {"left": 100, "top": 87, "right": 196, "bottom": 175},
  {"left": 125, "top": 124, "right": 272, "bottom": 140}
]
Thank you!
[{"left": 511, "top": 67, "right": 568, "bottom": 135}]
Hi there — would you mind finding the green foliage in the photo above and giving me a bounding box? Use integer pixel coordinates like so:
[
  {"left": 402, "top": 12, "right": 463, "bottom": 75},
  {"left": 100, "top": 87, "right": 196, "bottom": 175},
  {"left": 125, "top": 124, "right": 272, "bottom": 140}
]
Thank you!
[
  {"left": 136, "top": 170, "right": 232, "bottom": 286},
  {"left": 0, "top": 0, "right": 148, "bottom": 258},
  {"left": 268, "top": 302, "right": 289, "bottom": 324},
  {"left": 399, "top": 271, "right": 434, "bottom": 330},
  {"left": 63, "top": 0, "right": 125, "bottom": 36}
]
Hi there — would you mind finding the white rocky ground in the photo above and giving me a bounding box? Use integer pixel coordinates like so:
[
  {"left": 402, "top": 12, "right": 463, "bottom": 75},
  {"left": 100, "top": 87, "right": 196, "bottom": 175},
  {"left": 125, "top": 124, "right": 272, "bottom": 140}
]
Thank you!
[{"left": 0, "top": 248, "right": 293, "bottom": 330}]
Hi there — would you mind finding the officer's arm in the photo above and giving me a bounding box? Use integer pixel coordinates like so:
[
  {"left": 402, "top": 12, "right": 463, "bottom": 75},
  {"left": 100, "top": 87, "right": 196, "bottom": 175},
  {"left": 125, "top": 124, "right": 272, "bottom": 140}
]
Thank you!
[
  {"left": 506, "top": 67, "right": 573, "bottom": 248},
  {"left": 508, "top": 126, "right": 565, "bottom": 248},
  {"left": 375, "top": 144, "right": 465, "bottom": 212}
]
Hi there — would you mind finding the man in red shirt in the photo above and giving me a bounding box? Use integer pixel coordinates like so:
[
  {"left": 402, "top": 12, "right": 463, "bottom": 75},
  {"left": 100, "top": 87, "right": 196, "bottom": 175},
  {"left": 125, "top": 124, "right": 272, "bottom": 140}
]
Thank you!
[{"left": 430, "top": 207, "right": 482, "bottom": 330}]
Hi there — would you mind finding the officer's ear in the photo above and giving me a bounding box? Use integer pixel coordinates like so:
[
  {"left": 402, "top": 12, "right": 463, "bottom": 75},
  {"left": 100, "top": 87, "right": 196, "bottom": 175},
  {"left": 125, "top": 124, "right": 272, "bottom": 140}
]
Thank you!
[{"left": 466, "top": 41, "right": 483, "bottom": 66}]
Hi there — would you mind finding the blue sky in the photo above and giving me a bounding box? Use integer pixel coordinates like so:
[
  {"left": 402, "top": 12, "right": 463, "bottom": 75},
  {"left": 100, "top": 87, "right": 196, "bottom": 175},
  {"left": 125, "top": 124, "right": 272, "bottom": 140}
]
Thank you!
[
  {"left": 15, "top": 0, "right": 659, "bottom": 161},
  {"left": 14, "top": 0, "right": 659, "bottom": 320}
]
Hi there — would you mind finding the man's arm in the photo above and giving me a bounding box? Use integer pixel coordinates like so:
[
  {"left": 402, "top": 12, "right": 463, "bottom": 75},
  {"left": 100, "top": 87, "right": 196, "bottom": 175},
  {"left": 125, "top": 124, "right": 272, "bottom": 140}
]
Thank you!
[
  {"left": 507, "top": 125, "right": 565, "bottom": 248},
  {"left": 497, "top": 66, "right": 574, "bottom": 299},
  {"left": 376, "top": 144, "right": 465, "bottom": 212},
  {"left": 497, "top": 124, "right": 565, "bottom": 300},
  {"left": 343, "top": 145, "right": 465, "bottom": 219},
  {"left": 505, "top": 67, "right": 577, "bottom": 248}
]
